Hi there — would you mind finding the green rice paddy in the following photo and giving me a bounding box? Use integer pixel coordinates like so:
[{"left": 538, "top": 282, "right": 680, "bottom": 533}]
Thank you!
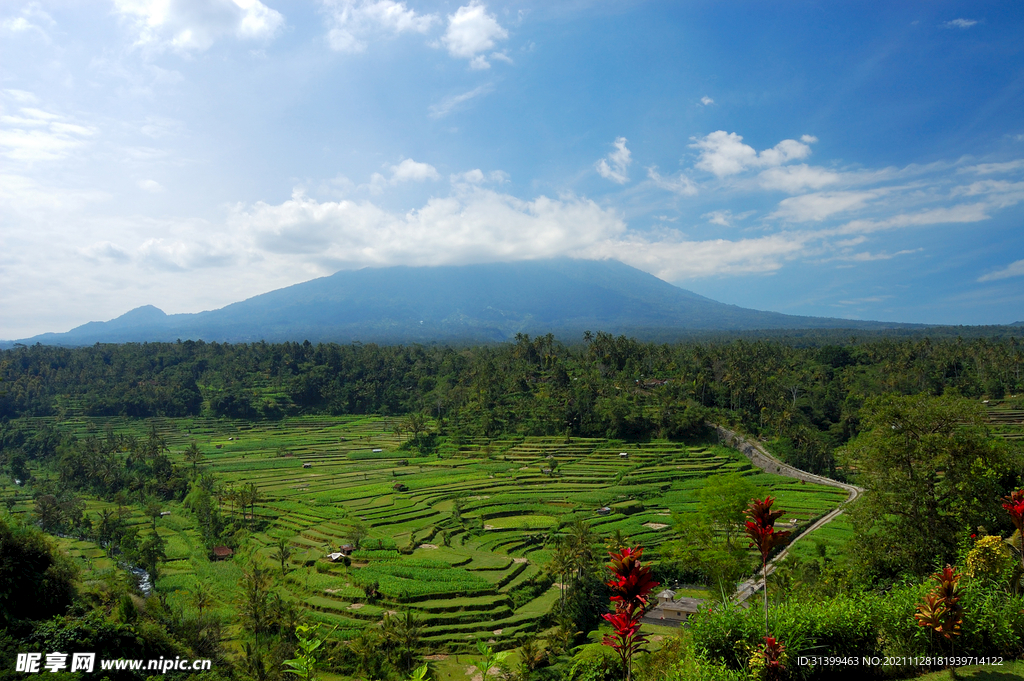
[{"left": 1, "top": 414, "right": 850, "bottom": 652}]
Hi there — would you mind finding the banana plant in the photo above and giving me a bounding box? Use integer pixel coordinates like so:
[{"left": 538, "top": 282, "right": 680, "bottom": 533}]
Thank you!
[
  {"left": 284, "top": 624, "right": 326, "bottom": 681},
  {"left": 472, "top": 641, "right": 510, "bottom": 680}
]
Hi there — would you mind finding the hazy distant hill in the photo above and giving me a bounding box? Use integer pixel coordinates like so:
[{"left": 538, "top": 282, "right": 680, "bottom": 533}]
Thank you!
[{"left": 9, "top": 259, "right": 913, "bottom": 346}]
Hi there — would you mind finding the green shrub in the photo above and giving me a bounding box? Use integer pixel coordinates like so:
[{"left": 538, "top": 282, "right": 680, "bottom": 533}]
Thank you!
[
  {"left": 690, "top": 580, "right": 1024, "bottom": 680},
  {"left": 611, "top": 500, "right": 644, "bottom": 515},
  {"left": 958, "top": 580, "right": 1024, "bottom": 657}
]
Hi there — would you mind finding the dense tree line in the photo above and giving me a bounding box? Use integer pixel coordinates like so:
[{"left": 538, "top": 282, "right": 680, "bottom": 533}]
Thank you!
[{"left": 2, "top": 334, "right": 1023, "bottom": 477}]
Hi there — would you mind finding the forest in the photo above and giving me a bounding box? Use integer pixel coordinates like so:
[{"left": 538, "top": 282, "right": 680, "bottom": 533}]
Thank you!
[
  {"left": 1, "top": 332, "right": 1023, "bottom": 681},
  {"left": 3, "top": 332, "right": 1023, "bottom": 473}
]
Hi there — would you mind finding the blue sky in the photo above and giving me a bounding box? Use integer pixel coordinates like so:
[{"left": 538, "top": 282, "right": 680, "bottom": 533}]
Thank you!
[{"left": 2, "top": 0, "right": 1023, "bottom": 338}]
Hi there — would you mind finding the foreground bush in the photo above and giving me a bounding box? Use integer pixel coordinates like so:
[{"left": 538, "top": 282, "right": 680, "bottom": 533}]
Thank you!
[{"left": 688, "top": 580, "right": 1024, "bottom": 680}]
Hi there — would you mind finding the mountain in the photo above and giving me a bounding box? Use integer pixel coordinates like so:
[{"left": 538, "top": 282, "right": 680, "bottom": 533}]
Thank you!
[{"left": 9, "top": 259, "right": 914, "bottom": 346}]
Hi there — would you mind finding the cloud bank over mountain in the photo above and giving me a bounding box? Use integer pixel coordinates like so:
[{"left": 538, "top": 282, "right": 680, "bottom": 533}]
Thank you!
[{"left": 2, "top": 2, "right": 1023, "bottom": 337}]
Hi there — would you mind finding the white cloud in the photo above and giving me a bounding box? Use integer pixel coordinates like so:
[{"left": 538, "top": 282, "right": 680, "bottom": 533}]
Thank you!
[
  {"left": 595, "top": 137, "right": 632, "bottom": 184},
  {"left": 389, "top": 158, "right": 440, "bottom": 182},
  {"left": 700, "top": 96, "right": 714, "bottom": 106},
  {"left": 360, "top": 159, "right": 442, "bottom": 193},
  {"left": 758, "top": 164, "right": 841, "bottom": 193},
  {"left": 428, "top": 84, "right": 493, "bottom": 118},
  {"left": 834, "top": 249, "right": 921, "bottom": 262},
  {"left": 771, "top": 191, "right": 876, "bottom": 222},
  {"left": 582, "top": 232, "right": 812, "bottom": 279},
  {"left": 979, "top": 259, "right": 1024, "bottom": 282},
  {"left": 646, "top": 167, "right": 697, "bottom": 196},
  {"left": 137, "top": 179, "right": 165, "bottom": 192},
  {"left": 140, "top": 116, "right": 186, "bottom": 139},
  {"left": 4, "top": 90, "right": 38, "bottom": 105},
  {"left": 112, "top": 0, "right": 284, "bottom": 52},
  {"left": 82, "top": 241, "right": 132, "bottom": 262},
  {"left": 235, "top": 0, "right": 285, "bottom": 38},
  {"left": 15, "top": 108, "right": 60, "bottom": 122},
  {"left": 0, "top": 173, "right": 109, "bottom": 216},
  {"left": 836, "top": 295, "right": 891, "bottom": 305},
  {"left": 831, "top": 204, "right": 991, "bottom": 235},
  {"left": 945, "top": 18, "right": 977, "bottom": 29},
  {"left": 450, "top": 169, "right": 508, "bottom": 184},
  {"left": 691, "top": 130, "right": 814, "bottom": 177},
  {"left": 233, "top": 187, "right": 626, "bottom": 267},
  {"left": 0, "top": 107, "right": 97, "bottom": 162},
  {"left": 960, "top": 160, "right": 1024, "bottom": 175},
  {"left": 138, "top": 235, "right": 238, "bottom": 271},
  {"left": 951, "top": 179, "right": 1024, "bottom": 208},
  {"left": 324, "top": 0, "right": 436, "bottom": 53},
  {"left": 223, "top": 186, "right": 817, "bottom": 282},
  {"left": 367, "top": 172, "right": 388, "bottom": 195},
  {"left": 1, "top": 3, "right": 55, "bottom": 40},
  {"left": 701, "top": 210, "right": 755, "bottom": 227},
  {"left": 703, "top": 211, "right": 731, "bottom": 227},
  {"left": 2, "top": 17, "right": 33, "bottom": 32},
  {"left": 441, "top": 2, "right": 508, "bottom": 69}
]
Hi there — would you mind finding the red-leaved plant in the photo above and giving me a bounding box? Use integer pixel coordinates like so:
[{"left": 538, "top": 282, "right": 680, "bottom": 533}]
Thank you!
[
  {"left": 745, "top": 496, "right": 791, "bottom": 636},
  {"left": 601, "top": 546, "right": 659, "bottom": 681},
  {"left": 915, "top": 564, "right": 963, "bottom": 663},
  {"left": 751, "top": 636, "right": 787, "bottom": 681}
]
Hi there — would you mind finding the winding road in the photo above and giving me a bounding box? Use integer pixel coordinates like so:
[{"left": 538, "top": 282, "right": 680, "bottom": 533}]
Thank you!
[{"left": 711, "top": 425, "right": 864, "bottom": 603}]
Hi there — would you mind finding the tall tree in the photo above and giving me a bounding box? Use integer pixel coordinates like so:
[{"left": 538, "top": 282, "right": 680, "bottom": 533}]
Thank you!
[
  {"left": 239, "top": 564, "right": 272, "bottom": 649},
  {"left": 184, "top": 441, "right": 204, "bottom": 475},
  {"left": 839, "top": 393, "right": 1018, "bottom": 578},
  {"left": 697, "top": 473, "right": 761, "bottom": 548},
  {"left": 272, "top": 536, "right": 292, "bottom": 575}
]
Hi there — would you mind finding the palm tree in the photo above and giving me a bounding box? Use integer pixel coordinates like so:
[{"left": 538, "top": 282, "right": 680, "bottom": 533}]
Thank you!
[
  {"left": 248, "top": 483, "right": 262, "bottom": 524},
  {"left": 236, "top": 483, "right": 262, "bottom": 526},
  {"left": 239, "top": 564, "right": 271, "bottom": 648},
  {"left": 96, "top": 508, "right": 115, "bottom": 545},
  {"left": 395, "top": 611, "right": 423, "bottom": 672},
  {"left": 566, "top": 519, "right": 598, "bottom": 583},
  {"left": 225, "top": 484, "right": 239, "bottom": 519},
  {"left": 547, "top": 538, "right": 571, "bottom": 606},
  {"left": 184, "top": 441, "right": 204, "bottom": 476},
  {"left": 517, "top": 637, "right": 546, "bottom": 681},
  {"left": 347, "top": 629, "right": 381, "bottom": 678},
  {"left": 378, "top": 613, "right": 400, "bottom": 668},
  {"left": 272, "top": 537, "right": 292, "bottom": 575},
  {"left": 190, "top": 580, "right": 214, "bottom": 618}
]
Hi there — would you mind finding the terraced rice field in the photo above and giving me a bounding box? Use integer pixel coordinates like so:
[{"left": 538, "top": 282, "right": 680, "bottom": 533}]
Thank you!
[
  {"left": 988, "top": 403, "right": 1024, "bottom": 441},
  {"left": 2, "top": 415, "right": 849, "bottom": 652}
]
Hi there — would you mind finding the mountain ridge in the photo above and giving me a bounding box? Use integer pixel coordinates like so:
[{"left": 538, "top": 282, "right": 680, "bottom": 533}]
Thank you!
[{"left": 7, "top": 259, "right": 918, "bottom": 346}]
